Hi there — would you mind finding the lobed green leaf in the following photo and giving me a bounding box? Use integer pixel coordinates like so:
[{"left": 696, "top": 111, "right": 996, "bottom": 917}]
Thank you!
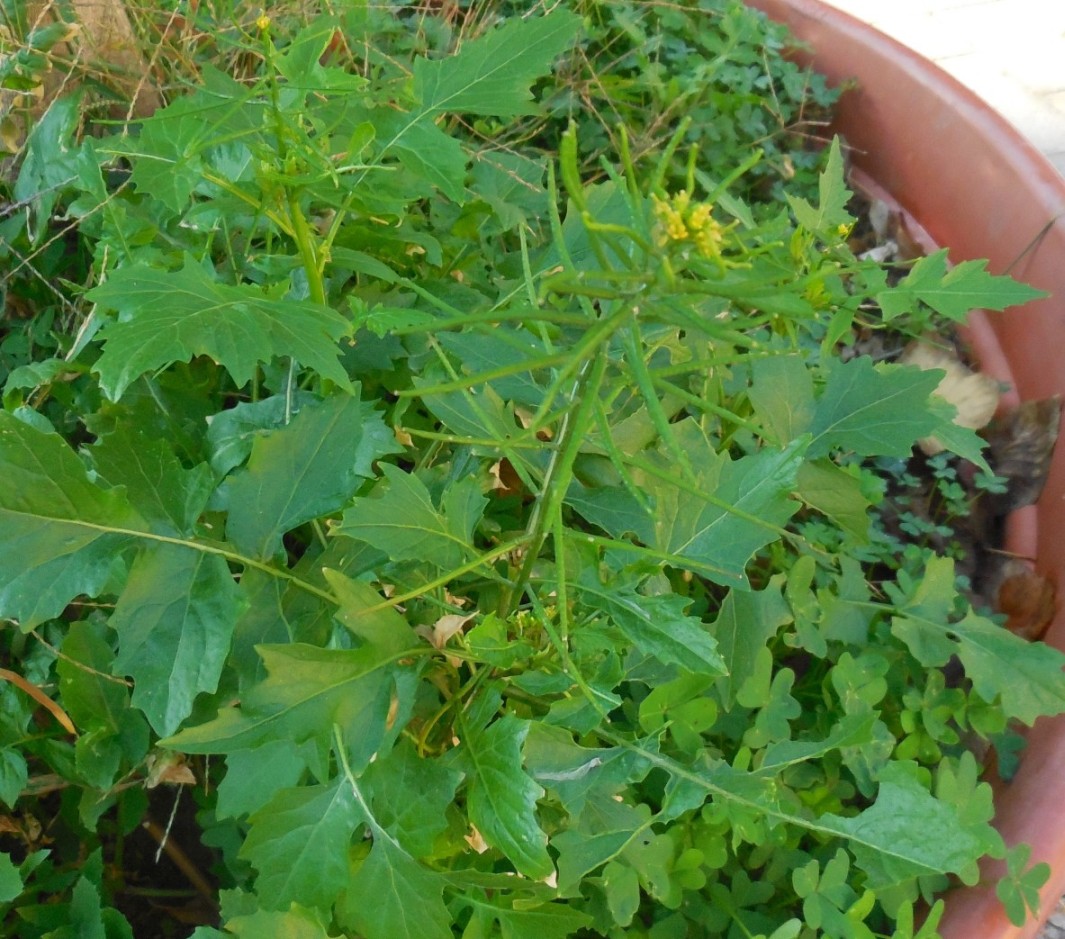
[
  {"left": 87, "top": 260, "right": 353, "bottom": 401},
  {"left": 878, "top": 250, "right": 1047, "bottom": 322},
  {"left": 241, "top": 779, "right": 361, "bottom": 912},
  {"left": 0, "top": 413, "right": 145, "bottom": 629},
  {"left": 223, "top": 392, "right": 398, "bottom": 559}
]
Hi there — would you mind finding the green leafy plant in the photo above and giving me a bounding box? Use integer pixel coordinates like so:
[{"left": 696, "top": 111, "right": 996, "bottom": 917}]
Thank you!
[{"left": 1, "top": 2, "right": 1061, "bottom": 937}]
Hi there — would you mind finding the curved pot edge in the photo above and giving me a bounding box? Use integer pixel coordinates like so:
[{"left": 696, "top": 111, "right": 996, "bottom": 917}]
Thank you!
[{"left": 746, "top": 3, "right": 1065, "bottom": 938}]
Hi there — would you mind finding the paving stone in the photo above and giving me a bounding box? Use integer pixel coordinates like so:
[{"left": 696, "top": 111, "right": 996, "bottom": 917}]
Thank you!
[{"left": 816, "top": 0, "right": 1065, "bottom": 175}]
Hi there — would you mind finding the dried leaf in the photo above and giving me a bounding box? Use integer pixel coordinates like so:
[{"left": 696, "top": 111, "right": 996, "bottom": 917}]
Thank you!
[
  {"left": 0, "top": 667, "right": 76, "bottom": 735},
  {"left": 985, "top": 398, "right": 1062, "bottom": 514},
  {"left": 431, "top": 612, "right": 476, "bottom": 650},
  {"left": 145, "top": 752, "right": 197, "bottom": 789},
  {"left": 900, "top": 340, "right": 1000, "bottom": 455},
  {"left": 489, "top": 458, "right": 525, "bottom": 498},
  {"left": 464, "top": 825, "right": 489, "bottom": 854},
  {"left": 992, "top": 559, "right": 1056, "bottom": 642}
]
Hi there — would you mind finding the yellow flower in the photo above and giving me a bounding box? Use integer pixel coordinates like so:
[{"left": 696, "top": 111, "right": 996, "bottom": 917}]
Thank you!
[{"left": 653, "top": 190, "right": 725, "bottom": 259}]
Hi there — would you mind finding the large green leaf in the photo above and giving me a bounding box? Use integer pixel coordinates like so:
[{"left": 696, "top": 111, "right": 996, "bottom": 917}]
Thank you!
[
  {"left": 757, "top": 712, "right": 877, "bottom": 774},
  {"left": 337, "top": 466, "right": 487, "bottom": 572},
  {"left": 0, "top": 413, "right": 145, "bottom": 630},
  {"left": 161, "top": 643, "right": 406, "bottom": 754},
  {"left": 647, "top": 442, "right": 806, "bottom": 586},
  {"left": 273, "top": 17, "right": 366, "bottom": 95},
  {"left": 748, "top": 354, "right": 815, "bottom": 445},
  {"left": 87, "top": 259, "right": 353, "bottom": 400},
  {"left": 471, "top": 151, "right": 548, "bottom": 231},
  {"left": 14, "top": 96, "right": 82, "bottom": 243},
  {"left": 89, "top": 426, "right": 214, "bottom": 537},
  {"left": 57, "top": 622, "right": 149, "bottom": 788},
  {"left": 362, "top": 740, "right": 462, "bottom": 857},
  {"left": 325, "top": 570, "right": 419, "bottom": 657},
  {"left": 110, "top": 545, "right": 244, "bottom": 736},
  {"left": 341, "top": 832, "right": 451, "bottom": 939},
  {"left": 361, "top": 11, "right": 577, "bottom": 201},
  {"left": 889, "top": 556, "right": 1065, "bottom": 725},
  {"left": 413, "top": 11, "right": 581, "bottom": 117},
  {"left": 570, "top": 440, "right": 805, "bottom": 587},
  {"left": 241, "top": 779, "right": 361, "bottom": 911},
  {"left": 111, "top": 97, "right": 210, "bottom": 214},
  {"left": 222, "top": 905, "right": 336, "bottom": 939},
  {"left": 619, "top": 738, "right": 998, "bottom": 893},
  {"left": 379, "top": 113, "right": 468, "bottom": 203},
  {"left": 785, "top": 137, "right": 853, "bottom": 235},
  {"left": 437, "top": 327, "right": 550, "bottom": 408},
  {"left": 216, "top": 740, "right": 309, "bottom": 820},
  {"left": 223, "top": 393, "right": 398, "bottom": 559},
  {"left": 206, "top": 393, "right": 315, "bottom": 476},
  {"left": 0, "top": 853, "right": 20, "bottom": 905},
  {"left": 525, "top": 723, "right": 650, "bottom": 818},
  {"left": 795, "top": 460, "right": 871, "bottom": 543},
  {"left": 228, "top": 570, "right": 302, "bottom": 691},
  {"left": 809, "top": 357, "right": 942, "bottom": 459},
  {"left": 56, "top": 624, "right": 128, "bottom": 732},
  {"left": 553, "top": 799, "right": 651, "bottom": 893},
  {"left": 461, "top": 897, "right": 594, "bottom": 939},
  {"left": 576, "top": 574, "right": 725, "bottom": 676},
  {"left": 49, "top": 849, "right": 133, "bottom": 939},
  {"left": 707, "top": 579, "right": 792, "bottom": 702},
  {"left": 819, "top": 762, "right": 1001, "bottom": 888},
  {"left": 878, "top": 250, "right": 1047, "bottom": 322},
  {"left": 458, "top": 714, "right": 553, "bottom": 879}
]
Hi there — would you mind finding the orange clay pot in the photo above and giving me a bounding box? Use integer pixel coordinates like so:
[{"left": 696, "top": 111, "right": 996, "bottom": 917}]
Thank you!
[{"left": 745, "top": 1, "right": 1065, "bottom": 936}]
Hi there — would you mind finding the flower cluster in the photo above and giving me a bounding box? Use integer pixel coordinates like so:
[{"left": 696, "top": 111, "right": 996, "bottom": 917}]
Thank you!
[{"left": 652, "top": 189, "right": 725, "bottom": 259}]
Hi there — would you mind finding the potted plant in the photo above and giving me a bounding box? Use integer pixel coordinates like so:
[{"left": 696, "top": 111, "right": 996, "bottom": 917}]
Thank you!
[
  {"left": 1, "top": 2, "right": 1063, "bottom": 938},
  {"left": 749, "top": 5, "right": 1065, "bottom": 936}
]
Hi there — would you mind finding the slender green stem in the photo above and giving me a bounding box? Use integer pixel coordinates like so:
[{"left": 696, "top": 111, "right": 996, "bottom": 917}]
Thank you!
[
  {"left": 621, "top": 319, "right": 697, "bottom": 486},
  {"left": 288, "top": 190, "right": 328, "bottom": 306},
  {"left": 27, "top": 516, "right": 339, "bottom": 605},
  {"left": 359, "top": 537, "right": 526, "bottom": 616},
  {"left": 503, "top": 350, "right": 608, "bottom": 616}
]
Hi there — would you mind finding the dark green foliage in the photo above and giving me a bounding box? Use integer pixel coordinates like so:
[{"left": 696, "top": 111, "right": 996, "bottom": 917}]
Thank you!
[{"left": 0, "top": 2, "right": 1057, "bottom": 937}]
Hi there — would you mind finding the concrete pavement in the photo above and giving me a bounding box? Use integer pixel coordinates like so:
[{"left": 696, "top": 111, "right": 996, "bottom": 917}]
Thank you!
[{"left": 817, "top": 0, "right": 1065, "bottom": 177}]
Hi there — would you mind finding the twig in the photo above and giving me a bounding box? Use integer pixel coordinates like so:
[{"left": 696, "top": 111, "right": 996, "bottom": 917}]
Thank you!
[
  {"left": 0, "top": 668, "right": 76, "bottom": 734},
  {"left": 141, "top": 816, "right": 218, "bottom": 909}
]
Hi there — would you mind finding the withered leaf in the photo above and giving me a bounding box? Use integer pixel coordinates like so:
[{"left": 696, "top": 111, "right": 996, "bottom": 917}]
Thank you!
[
  {"left": 985, "top": 397, "right": 1062, "bottom": 515},
  {"left": 991, "top": 558, "right": 1057, "bottom": 642}
]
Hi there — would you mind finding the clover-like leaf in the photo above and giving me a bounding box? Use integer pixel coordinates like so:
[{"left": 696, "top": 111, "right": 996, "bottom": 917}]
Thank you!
[{"left": 890, "top": 556, "right": 1065, "bottom": 725}]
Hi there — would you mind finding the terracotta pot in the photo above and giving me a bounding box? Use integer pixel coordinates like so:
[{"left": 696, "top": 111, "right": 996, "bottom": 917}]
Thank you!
[{"left": 744, "top": 1, "right": 1065, "bottom": 936}]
